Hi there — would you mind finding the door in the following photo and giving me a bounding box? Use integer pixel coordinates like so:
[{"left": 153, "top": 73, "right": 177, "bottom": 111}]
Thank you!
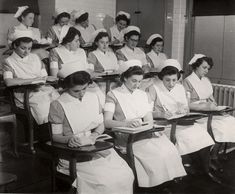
[{"left": 116, "top": 0, "right": 165, "bottom": 46}]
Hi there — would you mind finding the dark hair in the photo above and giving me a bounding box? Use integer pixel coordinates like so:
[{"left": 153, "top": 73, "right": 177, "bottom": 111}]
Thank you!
[
  {"left": 124, "top": 31, "right": 141, "bottom": 40},
  {"left": 93, "top": 32, "right": 110, "bottom": 49},
  {"left": 150, "top": 37, "right": 164, "bottom": 48},
  {"left": 63, "top": 71, "right": 93, "bottom": 89},
  {"left": 115, "top": 14, "right": 130, "bottom": 26},
  {"left": 191, "top": 56, "right": 214, "bottom": 70},
  {"left": 158, "top": 66, "right": 181, "bottom": 80},
  {"left": 54, "top": 12, "right": 70, "bottom": 24},
  {"left": 17, "top": 8, "right": 35, "bottom": 22},
  {"left": 12, "top": 37, "right": 33, "bottom": 48},
  {"left": 75, "top": 12, "right": 89, "bottom": 24},
  {"left": 61, "top": 27, "right": 81, "bottom": 45},
  {"left": 120, "top": 66, "right": 144, "bottom": 82}
]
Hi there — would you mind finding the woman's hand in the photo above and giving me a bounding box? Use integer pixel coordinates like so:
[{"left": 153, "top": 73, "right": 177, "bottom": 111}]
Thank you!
[
  {"left": 205, "top": 102, "right": 218, "bottom": 111},
  {"left": 89, "top": 132, "right": 100, "bottom": 143},
  {"left": 164, "top": 110, "right": 174, "bottom": 119},
  {"left": 68, "top": 136, "right": 94, "bottom": 147},
  {"left": 125, "top": 120, "right": 142, "bottom": 128}
]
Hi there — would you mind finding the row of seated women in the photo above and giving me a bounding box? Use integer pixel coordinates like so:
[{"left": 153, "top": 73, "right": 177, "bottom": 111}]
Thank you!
[
  {"left": 3, "top": 5, "right": 235, "bottom": 194},
  {"left": 7, "top": 6, "right": 167, "bottom": 74},
  {"left": 8, "top": 6, "right": 134, "bottom": 48},
  {"left": 3, "top": 29, "right": 235, "bottom": 193}
]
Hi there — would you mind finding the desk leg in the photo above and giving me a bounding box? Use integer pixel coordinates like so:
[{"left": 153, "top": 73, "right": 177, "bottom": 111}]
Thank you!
[
  {"left": 11, "top": 114, "right": 18, "bottom": 157},
  {"left": 106, "top": 80, "right": 111, "bottom": 94},
  {"left": 170, "top": 122, "right": 177, "bottom": 145},
  {"left": 28, "top": 116, "right": 35, "bottom": 154}
]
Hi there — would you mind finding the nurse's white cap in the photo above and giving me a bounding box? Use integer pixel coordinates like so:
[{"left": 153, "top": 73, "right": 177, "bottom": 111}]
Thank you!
[
  {"left": 12, "top": 29, "right": 33, "bottom": 41},
  {"left": 146, "top": 34, "right": 163, "bottom": 45},
  {"left": 123, "top": 26, "right": 140, "bottom": 35},
  {"left": 118, "top": 59, "right": 142, "bottom": 74},
  {"left": 54, "top": 7, "right": 70, "bottom": 17},
  {"left": 58, "top": 61, "right": 90, "bottom": 78},
  {"left": 71, "top": 10, "right": 86, "bottom": 20},
  {"left": 117, "top": 11, "right": 130, "bottom": 19},
  {"left": 90, "top": 28, "right": 107, "bottom": 43},
  {"left": 159, "top": 59, "right": 182, "bottom": 72},
  {"left": 188, "top": 54, "right": 205, "bottom": 65},
  {"left": 14, "top": 6, "right": 29, "bottom": 18}
]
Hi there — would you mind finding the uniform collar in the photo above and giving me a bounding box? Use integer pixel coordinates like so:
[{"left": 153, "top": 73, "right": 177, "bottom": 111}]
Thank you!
[
  {"left": 11, "top": 51, "right": 29, "bottom": 62},
  {"left": 19, "top": 23, "right": 29, "bottom": 30}
]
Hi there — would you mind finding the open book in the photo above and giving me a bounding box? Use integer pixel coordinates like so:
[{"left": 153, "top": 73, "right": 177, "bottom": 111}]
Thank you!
[
  {"left": 166, "top": 112, "right": 206, "bottom": 120},
  {"left": 112, "top": 122, "right": 153, "bottom": 134},
  {"left": 96, "top": 134, "right": 113, "bottom": 141}
]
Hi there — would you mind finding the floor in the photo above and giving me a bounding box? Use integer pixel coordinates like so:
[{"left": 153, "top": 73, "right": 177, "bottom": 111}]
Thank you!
[{"left": 1, "top": 144, "right": 235, "bottom": 194}]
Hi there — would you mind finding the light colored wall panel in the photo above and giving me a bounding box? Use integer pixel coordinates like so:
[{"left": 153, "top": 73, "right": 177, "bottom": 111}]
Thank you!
[
  {"left": 55, "top": 0, "right": 116, "bottom": 29},
  {"left": 171, "top": 0, "right": 186, "bottom": 66}
]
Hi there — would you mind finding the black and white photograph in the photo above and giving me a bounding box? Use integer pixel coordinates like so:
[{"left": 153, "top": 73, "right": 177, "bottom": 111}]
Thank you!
[{"left": 0, "top": 0, "right": 235, "bottom": 193}]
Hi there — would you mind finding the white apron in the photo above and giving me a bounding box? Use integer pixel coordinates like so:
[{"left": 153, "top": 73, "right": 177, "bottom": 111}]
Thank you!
[
  {"left": 75, "top": 25, "right": 95, "bottom": 43},
  {"left": 92, "top": 49, "right": 119, "bottom": 96},
  {"left": 147, "top": 50, "right": 167, "bottom": 70},
  {"left": 52, "top": 25, "right": 70, "bottom": 44},
  {"left": 112, "top": 85, "right": 186, "bottom": 187},
  {"left": 55, "top": 46, "right": 89, "bottom": 78},
  {"left": 92, "top": 49, "right": 119, "bottom": 72},
  {"left": 186, "top": 72, "right": 235, "bottom": 142},
  {"left": 153, "top": 81, "right": 214, "bottom": 155},
  {"left": 5, "top": 52, "right": 59, "bottom": 124},
  {"left": 110, "top": 25, "right": 124, "bottom": 42},
  {"left": 120, "top": 46, "right": 148, "bottom": 66},
  {"left": 57, "top": 92, "right": 134, "bottom": 194}
]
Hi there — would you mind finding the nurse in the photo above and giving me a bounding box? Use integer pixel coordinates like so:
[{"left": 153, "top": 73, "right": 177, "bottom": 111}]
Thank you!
[
  {"left": 49, "top": 27, "right": 93, "bottom": 78},
  {"left": 104, "top": 59, "right": 186, "bottom": 188},
  {"left": 73, "top": 10, "right": 96, "bottom": 45},
  {"left": 147, "top": 59, "right": 214, "bottom": 172},
  {"left": 2, "top": 33, "right": 59, "bottom": 125},
  {"left": 107, "top": 11, "right": 130, "bottom": 45},
  {"left": 8, "top": 6, "right": 51, "bottom": 60},
  {"left": 183, "top": 54, "right": 235, "bottom": 143},
  {"left": 146, "top": 34, "right": 168, "bottom": 71},
  {"left": 49, "top": 70, "right": 134, "bottom": 194},
  {"left": 88, "top": 29, "right": 119, "bottom": 72},
  {"left": 116, "top": 26, "right": 149, "bottom": 70},
  {"left": 47, "top": 9, "right": 71, "bottom": 46}
]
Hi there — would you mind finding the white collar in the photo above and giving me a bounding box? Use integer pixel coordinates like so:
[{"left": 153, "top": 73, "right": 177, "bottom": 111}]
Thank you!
[
  {"left": 120, "top": 84, "right": 138, "bottom": 94},
  {"left": 11, "top": 51, "right": 29, "bottom": 62},
  {"left": 18, "top": 23, "right": 29, "bottom": 30},
  {"left": 124, "top": 45, "right": 136, "bottom": 52}
]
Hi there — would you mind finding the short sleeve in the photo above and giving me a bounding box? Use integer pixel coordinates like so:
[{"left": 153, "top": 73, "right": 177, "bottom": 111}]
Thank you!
[
  {"left": 104, "top": 91, "right": 116, "bottom": 113},
  {"left": 87, "top": 52, "right": 97, "bottom": 65},
  {"left": 49, "top": 49, "right": 60, "bottom": 69},
  {"left": 115, "top": 49, "right": 127, "bottom": 62},
  {"left": 87, "top": 52, "right": 104, "bottom": 72},
  {"left": 2, "top": 60, "right": 14, "bottom": 79},
  {"left": 49, "top": 100, "right": 65, "bottom": 124}
]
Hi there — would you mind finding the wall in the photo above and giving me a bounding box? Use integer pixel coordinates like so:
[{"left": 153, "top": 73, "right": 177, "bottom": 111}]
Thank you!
[
  {"left": 38, "top": 0, "right": 55, "bottom": 35},
  {"left": 55, "top": 0, "right": 116, "bottom": 29},
  {"left": 193, "top": 15, "right": 235, "bottom": 85},
  {"left": 171, "top": 0, "right": 186, "bottom": 66},
  {"left": 0, "top": 14, "right": 18, "bottom": 69}
]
